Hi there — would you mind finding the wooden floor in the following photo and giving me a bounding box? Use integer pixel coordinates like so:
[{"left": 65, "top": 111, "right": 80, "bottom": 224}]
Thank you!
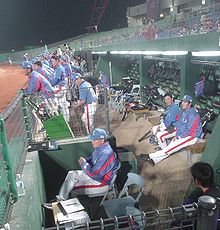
[{"left": 109, "top": 109, "right": 201, "bottom": 212}]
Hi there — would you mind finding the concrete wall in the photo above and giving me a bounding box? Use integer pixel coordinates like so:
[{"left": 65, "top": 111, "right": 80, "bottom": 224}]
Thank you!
[{"left": 10, "top": 151, "right": 46, "bottom": 230}]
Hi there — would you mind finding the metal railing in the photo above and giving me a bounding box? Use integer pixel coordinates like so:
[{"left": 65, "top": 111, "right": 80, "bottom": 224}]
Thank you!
[{"left": 42, "top": 195, "right": 219, "bottom": 230}]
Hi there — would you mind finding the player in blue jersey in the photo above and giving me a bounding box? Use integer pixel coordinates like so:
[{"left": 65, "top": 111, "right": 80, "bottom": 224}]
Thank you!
[
  {"left": 42, "top": 128, "right": 119, "bottom": 209},
  {"left": 142, "top": 95, "right": 203, "bottom": 166},
  {"left": 72, "top": 73, "right": 97, "bottom": 134},
  {"left": 51, "top": 55, "right": 70, "bottom": 122},
  {"left": 152, "top": 93, "right": 181, "bottom": 149},
  {"left": 21, "top": 61, "right": 58, "bottom": 117}
]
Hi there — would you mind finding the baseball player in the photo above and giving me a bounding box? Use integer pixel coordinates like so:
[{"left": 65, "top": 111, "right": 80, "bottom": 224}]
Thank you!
[
  {"left": 51, "top": 55, "right": 70, "bottom": 122},
  {"left": 72, "top": 73, "right": 97, "bottom": 134},
  {"left": 141, "top": 95, "right": 203, "bottom": 166},
  {"left": 42, "top": 128, "right": 119, "bottom": 209},
  {"left": 21, "top": 61, "right": 57, "bottom": 117},
  {"left": 151, "top": 93, "right": 180, "bottom": 149},
  {"left": 32, "top": 60, "right": 54, "bottom": 84}
]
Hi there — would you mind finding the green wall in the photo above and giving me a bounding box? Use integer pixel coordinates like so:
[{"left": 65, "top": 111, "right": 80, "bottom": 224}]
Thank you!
[
  {"left": 201, "top": 114, "right": 220, "bottom": 185},
  {"left": 10, "top": 151, "right": 46, "bottom": 230},
  {"left": 97, "top": 55, "right": 128, "bottom": 84},
  {"left": 94, "top": 32, "right": 220, "bottom": 52},
  {"left": 9, "top": 140, "right": 94, "bottom": 230}
]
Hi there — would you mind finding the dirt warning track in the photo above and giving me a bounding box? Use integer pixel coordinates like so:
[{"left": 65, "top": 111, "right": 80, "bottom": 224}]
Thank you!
[{"left": 0, "top": 64, "right": 27, "bottom": 113}]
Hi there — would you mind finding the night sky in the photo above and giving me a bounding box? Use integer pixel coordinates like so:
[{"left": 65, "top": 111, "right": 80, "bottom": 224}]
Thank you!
[{"left": 0, "top": 0, "right": 146, "bottom": 52}]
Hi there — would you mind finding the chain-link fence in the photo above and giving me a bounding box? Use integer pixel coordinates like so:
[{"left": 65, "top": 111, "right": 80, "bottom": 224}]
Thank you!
[
  {"left": 21, "top": 85, "right": 111, "bottom": 141},
  {"left": 0, "top": 94, "right": 30, "bottom": 227}
]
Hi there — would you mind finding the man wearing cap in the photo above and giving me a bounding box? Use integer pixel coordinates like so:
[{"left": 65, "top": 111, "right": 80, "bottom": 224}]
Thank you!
[
  {"left": 141, "top": 95, "right": 203, "bottom": 166},
  {"left": 150, "top": 93, "right": 180, "bottom": 149},
  {"left": 33, "top": 60, "right": 54, "bottom": 84},
  {"left": 43, "top": 128, "right": 119, "bottom": 209},
  {"left": 21, "top": 61, "right": 57, "bottom": 116},
  {"left": 50, "top": 55, "right": 70, "bottom": 122},
  {"left": 73, "top": 73, "right": 97, "bottom": 134},
  {"left": 40, "top": 52, "right": 50, "bottom": 67}
]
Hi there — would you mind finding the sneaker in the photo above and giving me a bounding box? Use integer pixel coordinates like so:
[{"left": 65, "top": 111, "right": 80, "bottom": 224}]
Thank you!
[
  {"left": 140, "top": 153, "right": 155, "bottom": 167},
  {"left": 56, "top": 195, "right": 65, "bottom": 201},
  {"left": 148, "top": 158, "right": 155, "bottom": 167},
  {"left": 42, "top": 203, "right": 52, "bottom": 210},
  {"left": 140, "top": 153, "right": 150, "bottom": 161}
]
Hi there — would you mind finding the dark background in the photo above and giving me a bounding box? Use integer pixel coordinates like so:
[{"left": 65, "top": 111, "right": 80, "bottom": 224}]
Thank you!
[{"left": 0, "top": 0, "right": 146, "bottom": 52}]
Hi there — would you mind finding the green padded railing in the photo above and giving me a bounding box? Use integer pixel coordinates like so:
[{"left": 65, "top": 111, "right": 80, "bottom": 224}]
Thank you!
[{"left": 0, "top": 94, "right": 28, "bottom": 227}]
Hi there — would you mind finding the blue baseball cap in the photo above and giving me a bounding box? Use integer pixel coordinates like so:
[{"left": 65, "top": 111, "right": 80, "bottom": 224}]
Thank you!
[
  {"left": 32, "top": 58, "right": 39, "bottom": 63},
  {"left": 182, "top": 95, "right": 192, "bottom": 103},
  {"left": 74, "top": 73, "right": 82, "bottom": 80},
  {"left": 21, "top": 61, "right": 32, "bottom": 69},
  {"left": 89, "top": 128, "right": 107, "bottom": 141}
]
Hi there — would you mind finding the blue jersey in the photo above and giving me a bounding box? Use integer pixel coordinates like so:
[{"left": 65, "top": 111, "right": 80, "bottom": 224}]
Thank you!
[
  {"left": 80, "top": 142, "right": 119, "bottom": 185},
  {"left": 41, "top": 59, "right": 50, "bottom": 67},
  {"left": 163, "top": 102, "right": 180, "bottom": 128},
  {"left": 79, "top": 81, "right": 96, "bottom": 104},
  {"left": 23, "top": 71, "right": 55, "bottom": 99},
  {"left": 51, "top": 64, "right": 66, "bottom": 87},
  {"left": 62, "top": 63, "right": 74, "bottom": 80},
  {"left": 36, "top": 66, "right": 54, "bottom": 83},
  {"left": 175, "top": 108, "right": 203, "bottom": 138}
]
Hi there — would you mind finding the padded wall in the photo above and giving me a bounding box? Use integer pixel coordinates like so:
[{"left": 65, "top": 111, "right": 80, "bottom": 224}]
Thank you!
[{"left": 200, "top": 114, "right": 220, "bottom": 185}]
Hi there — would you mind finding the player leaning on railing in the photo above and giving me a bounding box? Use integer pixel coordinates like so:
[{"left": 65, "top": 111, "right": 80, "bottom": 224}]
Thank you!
[{"left": 21, "top": 61, "right": 58, "bottom": 117}]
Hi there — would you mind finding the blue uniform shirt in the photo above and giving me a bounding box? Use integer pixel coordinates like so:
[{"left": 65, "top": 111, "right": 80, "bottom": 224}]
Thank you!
[
  {"left": 175, "top": 107, "right": 203, "bottom": 138},
  {"left": 80, "top": 142, "right": 119, "bottom": 184},
  {"left": 163, "top": 102, "right": 181, "bottom": 128},
  {"left": 51, "top": 64, "right": 66, "bottom": 87},
  {"left": 23, "top": 71, "right": 55, "bottom": 99},
  {"left": 62, "top": 63, "right": 74, "bottom": 80},
  {"left": 41, "top": 59, "right": 50, "bottom": 67},
  {"left": 79, "top": 81, "right": 96, "bottom": 104},
  {"left": 36, "top": 66, "right": 54, "bottom": 83}
]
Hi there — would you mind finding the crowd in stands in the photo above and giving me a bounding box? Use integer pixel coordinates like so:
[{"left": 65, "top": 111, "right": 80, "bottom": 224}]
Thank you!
[{"left": 65, "top": 6, "right": 220, "bottom": 50}]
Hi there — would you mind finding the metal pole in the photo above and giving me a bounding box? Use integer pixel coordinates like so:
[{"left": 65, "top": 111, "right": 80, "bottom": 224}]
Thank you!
[
  {"left": 108, "top": 61, "right": 113, "bottom": 85},
  {"left": 196, "top": 195, "right": 217, "bottom": 230},
  {"left": 104, "top": 87, "right": 110, "bottom": 134},
  {"left": 0, "top": 117, "right": 18, "bottom": 201}
]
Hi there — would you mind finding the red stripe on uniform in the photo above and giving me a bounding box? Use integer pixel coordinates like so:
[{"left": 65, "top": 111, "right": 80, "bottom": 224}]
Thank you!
[
  {"left": 74, "top": 171, "right": 113, "bottom": 189},
  {"left": 187, "top": 115, "right": 199, "bottom": 138},
  {"left": 164, "top": 136, "right": 194, "bottom": 155},
  {"left": 35, "top": 78, "right": 42, "bottom": 93},
  {"left": 86, "top": 104, "right": 90, "bottom": 133},
  {"left": 86, "top": 153, "right": 115, "bottom": 177},
  {"left": 74, "top": 182, "right": 107, "bottom": 190},
  {"left": 160, "top": 131, "right": 172, "bottom": 143}
]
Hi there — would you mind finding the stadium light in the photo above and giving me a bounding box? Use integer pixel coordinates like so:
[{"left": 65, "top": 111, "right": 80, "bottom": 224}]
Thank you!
[
  {"left": 170, "top": 6, "right": 174, "bottom": 12},
  {"left": 162, "top": 51, "right": 188, "bottom": 55},
  {"left": 109, "top": 51, "right": 188, "bottom": 56},
  {"left": 192, "top": 51, "right": 220, "bottom": 56},
  {"left": 92, "top": 51, "right": 107, "bottom": 54}
]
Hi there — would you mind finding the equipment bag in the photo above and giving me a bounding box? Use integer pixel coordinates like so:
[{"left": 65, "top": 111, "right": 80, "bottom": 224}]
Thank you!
[{"left": 204, "top": 70, "right": 217, "bottom": 96}]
